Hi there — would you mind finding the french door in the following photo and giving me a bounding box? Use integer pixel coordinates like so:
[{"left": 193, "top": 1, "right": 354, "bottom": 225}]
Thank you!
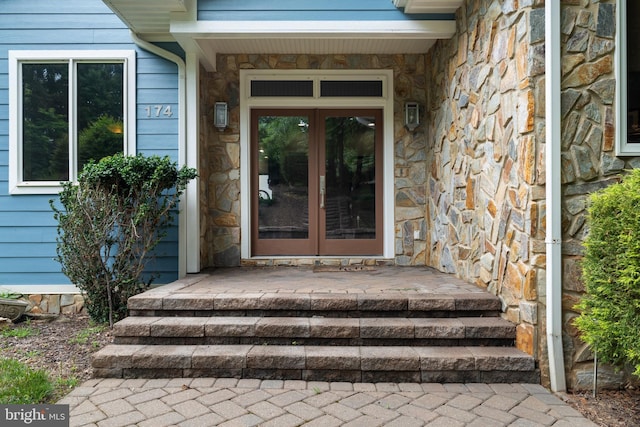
[{"left": 251, "top": 109, "right": 383, "bottom": 256}]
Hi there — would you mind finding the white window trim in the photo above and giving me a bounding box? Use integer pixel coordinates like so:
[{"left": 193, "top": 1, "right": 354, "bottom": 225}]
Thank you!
[
  {"left": 8, "top": 50, "right": 137, "bottom": 194},
  {"left": 615, "top": 0, "right": 639, "bottom": 155},
  {"left": 239, "top": 69, "right": 395, "bottom": 259}
]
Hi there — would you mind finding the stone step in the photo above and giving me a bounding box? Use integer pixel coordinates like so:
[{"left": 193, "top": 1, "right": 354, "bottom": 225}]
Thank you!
[
  {"left": 127, "top": 292, "right": 502, "bottom": 317},
  {"left": 92, "top": 344, "right": 539, "bottom": 383},
  {"left": 113, "top": 316, "right": 515, "bottom": 346}
]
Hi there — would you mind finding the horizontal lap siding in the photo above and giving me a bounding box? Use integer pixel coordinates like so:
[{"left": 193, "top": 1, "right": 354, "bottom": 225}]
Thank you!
[
  {"left": 0, "top": 0, "right": 181, "bottom": 287},
  {"left": 197, "top": 0, "right": 453, "bottom": 21}
]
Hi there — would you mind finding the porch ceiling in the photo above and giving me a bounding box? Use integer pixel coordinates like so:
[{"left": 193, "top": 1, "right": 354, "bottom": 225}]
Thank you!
[{"left": 184, "top": 20, "right": 457, "bottom": 56}]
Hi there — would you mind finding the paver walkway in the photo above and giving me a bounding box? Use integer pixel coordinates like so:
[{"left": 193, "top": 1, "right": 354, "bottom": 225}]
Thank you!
[
  {"left": 70, "top": 267, "right": 596, "bottom": 425},
  {"left": 59, "top": 378, "right": 597, "bottom": 427}
]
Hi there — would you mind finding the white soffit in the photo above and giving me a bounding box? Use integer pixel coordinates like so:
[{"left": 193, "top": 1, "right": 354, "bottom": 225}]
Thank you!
[
  {"left": 172, "top": 20, "right": 456, "bottom": 56},
  {"left": 102, "top": 0, "right": 187, "bottom": 40},
  {"left": 197, "top": 38, "right": 438, "bottom": 55},
  {"left": 393, "top": 0, "right": 464, "bottom": 14}
]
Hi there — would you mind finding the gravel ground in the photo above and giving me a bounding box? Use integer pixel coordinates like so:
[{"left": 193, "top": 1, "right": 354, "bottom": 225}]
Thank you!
[{"left": 0, "top": 313, "right": 639, "bottom": 426}]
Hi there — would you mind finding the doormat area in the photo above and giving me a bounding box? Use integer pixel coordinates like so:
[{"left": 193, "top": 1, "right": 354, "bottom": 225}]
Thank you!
[{"left": 313, "top": 265, "right": 376, "bottom": 272}]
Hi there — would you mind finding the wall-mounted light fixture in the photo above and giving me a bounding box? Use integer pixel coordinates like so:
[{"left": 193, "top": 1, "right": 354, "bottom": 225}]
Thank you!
[
  {"left": 214, "top": 102, "right": 228, "bottom": 131},
  {"left": 404, "top": 101, "right": 420, "bottom": 131}
]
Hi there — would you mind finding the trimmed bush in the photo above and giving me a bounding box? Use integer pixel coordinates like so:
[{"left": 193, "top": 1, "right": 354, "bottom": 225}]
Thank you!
[
  {"left": 51, "top": 154, "right": 197, "bottom": 326},
  {"left": 575, "top": 169, "right": 640, "bottom": 377}
]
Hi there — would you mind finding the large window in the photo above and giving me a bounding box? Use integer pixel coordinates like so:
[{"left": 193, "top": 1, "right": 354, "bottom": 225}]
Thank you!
[{"left": 9, "top": 51, "right": 136, "bottom": 194}]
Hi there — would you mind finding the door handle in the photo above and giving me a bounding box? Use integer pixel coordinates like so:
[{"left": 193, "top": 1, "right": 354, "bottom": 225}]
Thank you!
[{"left": 319, "top": 175, "right": 326, "bottom": 209}]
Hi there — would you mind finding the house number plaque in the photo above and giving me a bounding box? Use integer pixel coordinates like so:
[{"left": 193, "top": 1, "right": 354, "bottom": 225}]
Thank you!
[{"left": 143, "top": 105, "right": 174, "bottom": 118}]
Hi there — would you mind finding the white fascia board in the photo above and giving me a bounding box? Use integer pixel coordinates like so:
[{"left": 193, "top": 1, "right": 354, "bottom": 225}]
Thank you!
[
  {"left": 403, "top": 1, "right": 463, "bottom": 14},
  {"left": 170, "top": 20, "right": 456, "bottom": 40}
]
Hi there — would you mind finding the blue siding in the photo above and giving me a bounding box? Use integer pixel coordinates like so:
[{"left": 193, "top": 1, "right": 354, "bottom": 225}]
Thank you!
[
  {"left": 0, "top": 0, "right": 182, "bottom": 287},
  {"left": 197, "top": 0, "right": 454, "bottom": 21}
]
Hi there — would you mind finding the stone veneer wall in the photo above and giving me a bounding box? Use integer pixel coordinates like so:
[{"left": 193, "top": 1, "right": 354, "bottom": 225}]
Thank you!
[
  {"left": 200, "top": 54, "right": 429, "bottom": 268},
  {"left": 423, "top": 0, "right": 546, "bottom": 382},
  {"left": 20, "top": 294, "right": 84, "bottom": 315},
  {"left": 425, "top": 0, "right": 636, "bottom": 390},
  {"left": 560, "top": 0, "right": 639, "bottom": 389}
]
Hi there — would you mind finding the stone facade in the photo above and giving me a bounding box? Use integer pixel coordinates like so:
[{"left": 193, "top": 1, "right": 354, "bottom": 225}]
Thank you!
[
  {"left": 24, "top": 294, "right": 85, "bottom": 315},
  {"left": 424, "top": 0, "right": 545, "bottom": 380},
  {"left": 559, "top": 0, "right": 639, "bottom": 389},
  {"left": 424, "top": 0, "right": 636, "bottom": 389},
  {"left": 200, "top": 54, "right": 429, "bottom": 268}
]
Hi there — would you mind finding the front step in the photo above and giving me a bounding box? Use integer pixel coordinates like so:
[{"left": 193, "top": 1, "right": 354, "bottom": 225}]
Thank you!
[
  {"left": 113, "top": 316, "right": 515, "bottom": 347},
  {"left": 93, "top": 271, "right": 539, "bottom": 383},
  {"left": 92, "top": 344, "right": 538, "bottom": 383},
  {"left": 127, "top": 292, "right": 502, "bottom": 317}
]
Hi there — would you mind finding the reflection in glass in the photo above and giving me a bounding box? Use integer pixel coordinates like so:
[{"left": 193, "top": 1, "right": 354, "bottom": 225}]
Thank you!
[
  {"left": 22, "top": 63, "right": 69, "bottom": 181},
  {"left": 325, "top": 116, "right": 376, "bottom": 240},
  {"left": 628, "top": 3, "right": 640, "bottom": 143},
  {"left": 21, "top": 62, "right": 124, "bottom": 181},
  {"left": 76, "top": 63, "right": 124, "bottom": 172},
  {"left": 257, "top": 116, "right": 309, "bottom": 239}
]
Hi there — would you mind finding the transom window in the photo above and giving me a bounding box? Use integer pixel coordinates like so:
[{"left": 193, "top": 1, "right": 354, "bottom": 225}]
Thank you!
[{"left": 8, "top": 50, "right": 136, "bottom": 194}]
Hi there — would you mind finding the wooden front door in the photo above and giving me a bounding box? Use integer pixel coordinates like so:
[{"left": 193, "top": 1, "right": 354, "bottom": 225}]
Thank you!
[{"left": 251, "top": 109, "right": 383, "bottom": 256}]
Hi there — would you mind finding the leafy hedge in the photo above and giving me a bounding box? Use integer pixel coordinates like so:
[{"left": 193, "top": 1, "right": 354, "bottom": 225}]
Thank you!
[
  {"left": 575, "top": 169, "right": 640, "bottom": 377},
  {"left": 51, "top": 154, "right": 197, "bottom": 326}
]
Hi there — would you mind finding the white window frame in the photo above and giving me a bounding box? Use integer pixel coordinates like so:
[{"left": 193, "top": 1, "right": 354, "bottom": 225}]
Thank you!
[
  {"left": 239, "top": 69, "right": 395, "bottom": 259},
  {"left": 8, "top": 50, "right": 136, "bottom": 194},
  {"left": 616, "top": 0, "right": 640, "bottom": 155}
]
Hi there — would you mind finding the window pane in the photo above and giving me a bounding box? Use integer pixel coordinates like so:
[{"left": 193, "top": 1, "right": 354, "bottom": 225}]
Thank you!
[
  {"left": 77, "top": 63, "right": 124, "bottom": 172},
  {"left": 22, "top": 63, "right": 69, "bottom": 181},
  {"left": 251, "top": 80, "right": 313, "bottom": 97},
  {"left": 320, "top": 81, "right": 383, "bottom": 97},
  {"left": 257, "top": 115, "right": 310, "bottom": 239},
  {"left": 628, "top": 2, "right": 640, "bottom": 143},
  {"left": 325, "top": 116, "right": 376, "bottom": 239}
]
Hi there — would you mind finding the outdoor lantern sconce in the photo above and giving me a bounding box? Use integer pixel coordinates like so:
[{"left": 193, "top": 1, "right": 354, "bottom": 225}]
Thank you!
[
  {"left": 405, "top": 101, "right": 420, "bottom": 131},
  {"left": 214, "top": 102, "right": 228, "bottom": 131}
]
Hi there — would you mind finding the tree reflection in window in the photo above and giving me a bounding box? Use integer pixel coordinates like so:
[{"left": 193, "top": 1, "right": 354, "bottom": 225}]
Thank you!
[{"left": 21, "top": 62, "right": 123, "bottom": 181}]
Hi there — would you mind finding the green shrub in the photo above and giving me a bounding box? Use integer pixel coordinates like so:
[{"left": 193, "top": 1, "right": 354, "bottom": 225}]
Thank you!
[
  {"left": 51, "top": 154, "right": 197, "bottom": 326},
  {"left": 575, "top": 168, "right": 640, "bottom": 377},
  {"left": 0, "top": 358, "right": 52, "bottom": 404}
]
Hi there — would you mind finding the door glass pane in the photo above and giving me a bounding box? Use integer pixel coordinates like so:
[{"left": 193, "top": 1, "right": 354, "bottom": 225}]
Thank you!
[
  {"left": 257, "top": 115, "right": 309, "bottom": 239},
  {"left": 77, "top": 63, "right": 124, "bottom": 172},
  {"left": 324, "top": 115, "right": 376, "bottom": 239},
  {"left": 22, "top": 63, "right": 69, "bottom": 181}
]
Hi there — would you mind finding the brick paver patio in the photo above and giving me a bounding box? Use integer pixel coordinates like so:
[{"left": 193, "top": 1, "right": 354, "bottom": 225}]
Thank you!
[{"left": 59, "top": 378, "right": 597, "bottom": 427}]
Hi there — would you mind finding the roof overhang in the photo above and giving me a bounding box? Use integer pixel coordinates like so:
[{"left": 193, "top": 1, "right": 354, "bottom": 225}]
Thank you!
[
  {"left": 102, "top": 0, "right": 460, "bottom": 71},
  {"left": 173, "top": 19, "right": 456, "bottom": 70},
  {"left": 102, "top": 0, "right": 189, "bottom": 41}
]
